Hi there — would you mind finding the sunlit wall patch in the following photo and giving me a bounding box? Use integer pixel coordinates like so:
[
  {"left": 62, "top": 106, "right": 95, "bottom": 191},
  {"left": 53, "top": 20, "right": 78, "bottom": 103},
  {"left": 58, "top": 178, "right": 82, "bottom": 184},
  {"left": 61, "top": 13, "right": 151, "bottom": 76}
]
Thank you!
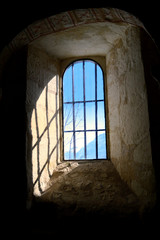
[{"left": 62, "top": 59, "right": 107, "bottom": 160}]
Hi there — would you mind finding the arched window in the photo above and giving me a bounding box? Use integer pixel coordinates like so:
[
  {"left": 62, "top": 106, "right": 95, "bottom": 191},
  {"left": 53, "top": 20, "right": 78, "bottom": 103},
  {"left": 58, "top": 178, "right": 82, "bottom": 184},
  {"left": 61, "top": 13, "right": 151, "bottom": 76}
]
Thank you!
[{"left": 63, "top": 60, "right": 107, "bottom": 160}]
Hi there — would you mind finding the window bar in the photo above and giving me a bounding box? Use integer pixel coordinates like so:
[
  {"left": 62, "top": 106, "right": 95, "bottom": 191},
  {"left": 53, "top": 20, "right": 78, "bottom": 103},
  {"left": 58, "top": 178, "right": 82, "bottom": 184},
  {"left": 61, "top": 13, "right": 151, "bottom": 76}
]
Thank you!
[
  {"left": 64, "top": 99, "right": 104, "bottom": 104},
  {"left": 95, "top": 63, "right": 98, "bottom": 159},
  {"left": 72, "top": 63, "right": 76, "bottom": 159},
  {"left": 64, "top": 129, "right": 105, "bottom": 133},
  {"left": 83, "top": 60, "right": 87, "bottom": 159}
]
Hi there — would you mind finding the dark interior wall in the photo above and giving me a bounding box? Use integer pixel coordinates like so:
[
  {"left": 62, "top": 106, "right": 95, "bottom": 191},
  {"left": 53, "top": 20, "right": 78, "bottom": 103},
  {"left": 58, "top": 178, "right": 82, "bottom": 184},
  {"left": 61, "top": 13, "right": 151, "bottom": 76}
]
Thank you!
[
  {"left": 148, "top": 73, "right": 160, "bottom": 204},
  {"left": 2, "top": 47, "right": 28, "bottom": 222},
  {"left": 141, "top": 31, "right": 160, "bottom": 206}
]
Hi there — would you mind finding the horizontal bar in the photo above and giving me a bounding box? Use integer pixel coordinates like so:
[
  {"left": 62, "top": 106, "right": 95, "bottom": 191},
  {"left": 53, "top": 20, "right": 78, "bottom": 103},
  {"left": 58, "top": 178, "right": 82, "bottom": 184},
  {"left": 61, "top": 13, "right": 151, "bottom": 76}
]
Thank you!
[
  {"left": 63, "top": 99, "right": 104, "bottom": 104},
  {"left": 64, "top": 129, "right": 106, "bottom": 133},
  {"left": 64, "top": 158, "right": 107, "bottom": 161}
]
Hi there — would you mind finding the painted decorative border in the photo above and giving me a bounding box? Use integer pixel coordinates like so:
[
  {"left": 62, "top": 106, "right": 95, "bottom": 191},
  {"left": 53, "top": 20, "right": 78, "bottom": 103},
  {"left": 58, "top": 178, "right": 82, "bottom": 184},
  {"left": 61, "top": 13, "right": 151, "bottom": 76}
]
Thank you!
[
  {"left": 8, "top": 8, "right": 145, "bottom": 52},
  {"left": 0, "top": 7, "right": 147, "bottom": 77}
]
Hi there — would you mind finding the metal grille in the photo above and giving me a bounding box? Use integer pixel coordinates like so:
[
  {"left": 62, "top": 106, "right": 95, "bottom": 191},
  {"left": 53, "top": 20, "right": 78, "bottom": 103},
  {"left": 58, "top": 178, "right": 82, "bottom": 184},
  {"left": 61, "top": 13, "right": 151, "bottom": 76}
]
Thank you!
[{"left": 63, "top": 60, "right": 107, "bottom": 160}]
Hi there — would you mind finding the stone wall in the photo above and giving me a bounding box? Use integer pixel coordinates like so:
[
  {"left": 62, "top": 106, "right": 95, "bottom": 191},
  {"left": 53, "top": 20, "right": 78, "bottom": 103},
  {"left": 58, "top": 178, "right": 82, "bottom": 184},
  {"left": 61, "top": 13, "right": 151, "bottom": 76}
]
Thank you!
[
  {"left": 106, "top": 25, "right": 156, "bottom": 208},
  {"left": 40, "top": 161, "right": 140, "bottom": 219},
  {"left": 26, "top": 22, "right": 157, "bottom": 210},
  {"left": 26, "top": 46, "right": 60, "bottom": 196}
]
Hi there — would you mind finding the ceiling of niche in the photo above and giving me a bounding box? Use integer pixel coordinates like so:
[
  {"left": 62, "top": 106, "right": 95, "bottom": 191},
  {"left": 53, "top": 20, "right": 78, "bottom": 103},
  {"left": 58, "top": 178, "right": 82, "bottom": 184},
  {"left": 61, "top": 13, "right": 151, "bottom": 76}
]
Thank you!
[{"left": 30, "top": 22, "right": 129, "bottom": 59}]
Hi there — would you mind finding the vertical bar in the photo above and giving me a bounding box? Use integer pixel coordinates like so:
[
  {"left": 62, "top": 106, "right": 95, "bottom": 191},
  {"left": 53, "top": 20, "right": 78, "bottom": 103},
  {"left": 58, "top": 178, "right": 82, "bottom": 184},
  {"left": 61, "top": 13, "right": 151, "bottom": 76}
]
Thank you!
[
  {"left": 95, "top": 63, "right": 98, "bottom": 159},
  {"left": 102, "top": 69, "right": 108, "bottom": 160},
  {"left": 83, "top": 61, "right": 87, "bottom": 158},
  {"left": 72, "top": 63, "right": 76, "bottom": 159}
]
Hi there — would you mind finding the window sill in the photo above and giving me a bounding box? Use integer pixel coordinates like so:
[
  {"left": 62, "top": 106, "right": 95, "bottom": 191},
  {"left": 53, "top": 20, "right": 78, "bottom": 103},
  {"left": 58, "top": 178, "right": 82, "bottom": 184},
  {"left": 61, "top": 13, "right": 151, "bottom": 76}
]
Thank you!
[{"left": 61, "top": 159, "right": 108, "bottom": 164}]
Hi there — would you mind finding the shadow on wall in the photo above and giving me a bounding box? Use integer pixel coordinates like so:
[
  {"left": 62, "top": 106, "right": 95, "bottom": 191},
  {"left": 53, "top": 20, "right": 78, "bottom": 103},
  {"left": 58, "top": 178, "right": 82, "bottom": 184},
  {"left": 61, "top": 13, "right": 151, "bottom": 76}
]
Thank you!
[{"left": 31, "top": 75, "right": 60, "bottom": 196}]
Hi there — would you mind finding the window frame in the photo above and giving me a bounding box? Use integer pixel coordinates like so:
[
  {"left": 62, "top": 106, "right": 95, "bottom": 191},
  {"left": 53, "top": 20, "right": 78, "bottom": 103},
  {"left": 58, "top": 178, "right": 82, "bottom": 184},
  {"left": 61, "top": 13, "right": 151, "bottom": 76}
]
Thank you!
[{"left": 60, "top": 58, "right": 108, "bottom": 161}]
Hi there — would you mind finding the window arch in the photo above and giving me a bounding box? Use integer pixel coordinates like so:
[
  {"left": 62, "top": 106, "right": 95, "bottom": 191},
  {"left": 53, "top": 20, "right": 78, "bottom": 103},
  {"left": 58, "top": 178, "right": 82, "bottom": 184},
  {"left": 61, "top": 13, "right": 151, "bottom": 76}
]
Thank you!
[{"left": 62, "top": 59, "right": 107, "bottom": 160}]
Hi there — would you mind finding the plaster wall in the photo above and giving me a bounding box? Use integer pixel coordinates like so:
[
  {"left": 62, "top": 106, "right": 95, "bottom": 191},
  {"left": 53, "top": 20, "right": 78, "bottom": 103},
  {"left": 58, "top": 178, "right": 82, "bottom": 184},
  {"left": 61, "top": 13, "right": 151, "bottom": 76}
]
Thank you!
[
  {"left": 27, "top": 46, "right": 60, "bottom": 196},
  {"left": 26, "top": 22, "right": 156, "bottom": 209},
  {"left": 106, "top": 26, "right": 156, "bottom": 207}
]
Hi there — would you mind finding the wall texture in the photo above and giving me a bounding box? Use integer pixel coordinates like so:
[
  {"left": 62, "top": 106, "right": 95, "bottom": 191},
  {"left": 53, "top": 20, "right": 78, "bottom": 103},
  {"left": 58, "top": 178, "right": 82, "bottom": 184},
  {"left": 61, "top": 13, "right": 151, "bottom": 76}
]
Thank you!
[
  {"left": 106, "top": 26, "right": 156, "bottom": 208},
  {"left": 27, "top": 46, "right": 60, "bottom": 196},
  {"left": 24, "top": 11, "right": 157, "bottom": 211},
  {"left": 26, "top": 24, "right": 157, "bottom": 210},
  {"left": 41, "top": 160, "right": 140, "bottom": 219}
]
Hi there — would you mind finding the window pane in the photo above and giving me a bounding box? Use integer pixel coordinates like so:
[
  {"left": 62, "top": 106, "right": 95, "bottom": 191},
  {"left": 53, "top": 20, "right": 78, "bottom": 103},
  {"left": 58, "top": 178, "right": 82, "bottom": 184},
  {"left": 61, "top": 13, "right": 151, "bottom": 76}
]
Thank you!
[
  {"left": 86, "top": 131, "right": 96, "bottom": 159},
  {"left": 75, "top": 103, "right": 84, "bottom": 130},
  {"left": 85, "top": 61, "right": 95, "bottom": 101},
  {"left": 63, "top": 60, "right": 107, "bottom": 161},
  {"left": 97, "top": 65, "right": 104, "bottom": 100},
  {"left": 86, "top": 102, "right": 95, "bottom": 130},
  {"left": 97, "top": 101, "right": 105, "bottom": 129},
  {"left": 75, "top": 132, "right": 85, "bottom": 159},
  {"left": 63, "top": 103, "right": 73, "bottom": 131},
  {"left": 63, "top": 65, "right": 72, "bottom": 102},
  {"left": 74, "top": 61, "right": 83, "bottom": 101},
  {"left": 64, "top": 132, "right": 74, "bottom": 160},
  {"left": 98, "top": 131, "right": 107, "bottom": 159}
]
